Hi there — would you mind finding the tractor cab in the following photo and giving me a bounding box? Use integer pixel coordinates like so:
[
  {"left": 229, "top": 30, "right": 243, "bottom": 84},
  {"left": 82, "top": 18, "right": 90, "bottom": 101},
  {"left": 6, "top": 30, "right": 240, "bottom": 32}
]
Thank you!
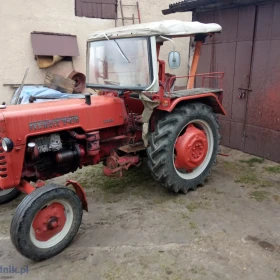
[{"left": 86, "top": 20, "right": 224, "bottom": 112}]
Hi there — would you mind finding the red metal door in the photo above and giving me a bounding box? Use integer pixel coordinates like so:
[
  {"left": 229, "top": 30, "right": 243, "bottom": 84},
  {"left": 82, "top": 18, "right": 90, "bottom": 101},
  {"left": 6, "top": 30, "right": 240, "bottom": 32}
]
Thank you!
[
  {"left": 244, "top": 2, "right": 280, "bottom": 162},
  {"left": 197, "top": 6, "right": 256, "bottom": 149},
  {"left": 196, "top": 4, "right": 280, "bottom": 162}
]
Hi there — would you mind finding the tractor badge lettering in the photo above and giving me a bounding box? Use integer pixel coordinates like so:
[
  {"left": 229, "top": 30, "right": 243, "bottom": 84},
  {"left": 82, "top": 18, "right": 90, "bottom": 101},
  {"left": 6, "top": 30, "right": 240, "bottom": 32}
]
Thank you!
[
  {"left": 103, "top": 119, "right": 114, "bottom": 123},
  {"left": 29, "top": 116, "right": 79, "bottom": 131}
]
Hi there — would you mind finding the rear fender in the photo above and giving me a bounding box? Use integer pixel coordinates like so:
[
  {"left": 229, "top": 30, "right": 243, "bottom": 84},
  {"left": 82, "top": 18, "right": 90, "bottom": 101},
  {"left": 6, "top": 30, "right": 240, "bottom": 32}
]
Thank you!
[{"left": 157, "top": 93, "right": 226, "bottom": 115}]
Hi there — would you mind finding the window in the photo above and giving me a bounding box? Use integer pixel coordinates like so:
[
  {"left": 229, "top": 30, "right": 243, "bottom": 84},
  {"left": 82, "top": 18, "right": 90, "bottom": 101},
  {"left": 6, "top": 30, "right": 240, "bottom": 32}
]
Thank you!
[
  {"left": 75, "top": 0, "right": 117, "bottom": 19},
  {"left": 88, "top": 37, "right": 152, "bottom": 90}
]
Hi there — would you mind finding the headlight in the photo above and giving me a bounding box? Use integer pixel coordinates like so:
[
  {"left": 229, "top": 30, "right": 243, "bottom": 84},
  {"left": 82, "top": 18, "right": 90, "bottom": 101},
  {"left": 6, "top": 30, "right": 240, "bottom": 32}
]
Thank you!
[{"left": 1, "top": 138, "right": 14, "bottom": 152}]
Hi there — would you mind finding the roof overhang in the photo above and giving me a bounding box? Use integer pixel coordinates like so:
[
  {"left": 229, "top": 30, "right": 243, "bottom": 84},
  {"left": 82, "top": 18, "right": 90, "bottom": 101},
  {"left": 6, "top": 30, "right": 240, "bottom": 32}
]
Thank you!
[
  {"left": 87, "top": 20, "right": 221, "bottom": 41},
  {"left": 162, "top": 0, "right": 272, "bottom": 15}
]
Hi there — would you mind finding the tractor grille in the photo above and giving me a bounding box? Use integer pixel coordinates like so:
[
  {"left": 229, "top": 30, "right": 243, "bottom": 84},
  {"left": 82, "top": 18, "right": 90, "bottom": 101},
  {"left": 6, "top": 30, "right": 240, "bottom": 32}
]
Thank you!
[{"left": 0, "top": 143, "right": 7, "bottom": 179}]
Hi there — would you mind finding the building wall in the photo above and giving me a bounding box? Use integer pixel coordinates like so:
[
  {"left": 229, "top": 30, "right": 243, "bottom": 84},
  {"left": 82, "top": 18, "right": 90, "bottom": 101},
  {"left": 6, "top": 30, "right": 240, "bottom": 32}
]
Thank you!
[{"left": 0, "top": 0, "right": 191, "bottom": 103}]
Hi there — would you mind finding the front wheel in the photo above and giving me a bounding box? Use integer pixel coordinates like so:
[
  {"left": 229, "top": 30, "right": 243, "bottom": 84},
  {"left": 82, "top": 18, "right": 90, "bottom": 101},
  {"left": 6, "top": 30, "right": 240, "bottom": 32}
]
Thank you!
[
  {"left": 0, "top": 188, "right": 21, "bottom": 204},
  {"left": 10, "top": 184, "right": 83, "bottom": 261},
  {"left": 147, "top": 103, "right": 220, "bottom": 193}
]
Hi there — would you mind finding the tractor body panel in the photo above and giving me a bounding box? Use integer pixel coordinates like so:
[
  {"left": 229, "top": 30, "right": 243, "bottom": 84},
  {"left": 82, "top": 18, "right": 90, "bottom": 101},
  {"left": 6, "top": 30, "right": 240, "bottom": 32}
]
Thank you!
[
  {"left": 0, "top": 95, "right": 126, "bottom": 146},
  {"left": 0, "top": 95, "right": 128, "bottom": 190}
]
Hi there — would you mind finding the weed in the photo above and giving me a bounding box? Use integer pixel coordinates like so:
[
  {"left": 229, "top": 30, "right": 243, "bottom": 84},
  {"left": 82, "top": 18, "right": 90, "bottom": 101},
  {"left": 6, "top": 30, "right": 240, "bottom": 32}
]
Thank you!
[
  {"left": 186, "top": 202, "right": 200, "bottom": 212},
  {"left": 239, "top": 157, "right": 264, "bottom": 167},
  {"left": 189, "top": 266, "right": 206, "bottom": 275},
  {"left": 186, "top": 201, "right": 210, "bottom": 212},
  {"left": 250, "top": 190, "right": 269, "bottom": 202},
  {"left": 264, "top": 165, "right": 280, "bottom": 174},
  {"left": 189, "top": 221, "right": 197, "bottom": 230},
  {"left": 236, "top": 173, "right": 259, "bottom": 185},
  {"left": 181, "top": 213, "right": 190, "bottom": 220}
]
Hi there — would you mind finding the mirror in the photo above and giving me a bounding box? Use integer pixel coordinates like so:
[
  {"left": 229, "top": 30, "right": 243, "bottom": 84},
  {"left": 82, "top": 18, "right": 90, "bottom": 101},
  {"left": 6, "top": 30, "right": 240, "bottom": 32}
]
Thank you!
[{"left": 168, "top": 51, "right": 181, "bottom": 69}]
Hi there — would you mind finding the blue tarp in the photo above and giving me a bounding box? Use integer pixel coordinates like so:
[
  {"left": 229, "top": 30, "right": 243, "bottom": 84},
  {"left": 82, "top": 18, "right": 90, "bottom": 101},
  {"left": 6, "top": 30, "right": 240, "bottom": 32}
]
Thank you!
[{"left": 11, "top": 86, "right": 85, "bottom": 104}]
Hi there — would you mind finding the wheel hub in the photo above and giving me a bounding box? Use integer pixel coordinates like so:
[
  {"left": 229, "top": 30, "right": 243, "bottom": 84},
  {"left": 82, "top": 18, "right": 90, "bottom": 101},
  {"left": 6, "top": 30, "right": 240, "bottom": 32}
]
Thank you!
[
  {"left": 175, "top": 124, "right": 208, "bottom": 170},
  {"left": 32, "top": 202, "right": 66, "bottom": 242}
]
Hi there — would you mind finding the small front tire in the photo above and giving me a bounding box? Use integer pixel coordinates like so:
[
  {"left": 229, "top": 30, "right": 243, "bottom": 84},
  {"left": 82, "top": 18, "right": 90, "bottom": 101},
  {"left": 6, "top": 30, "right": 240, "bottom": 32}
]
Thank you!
[
  {"left": 10, "top": 184, "right": 83, "bottom": 261},
  {"left": 0, "top": 188, "right": 21, "bottom": 205}
]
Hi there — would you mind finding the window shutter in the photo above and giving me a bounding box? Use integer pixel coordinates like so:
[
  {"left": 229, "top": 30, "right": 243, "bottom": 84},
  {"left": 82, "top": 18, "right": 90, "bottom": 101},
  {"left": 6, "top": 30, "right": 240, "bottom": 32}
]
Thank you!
[{"left": 75, "top": 0, "right": 117, "bottom": 19}]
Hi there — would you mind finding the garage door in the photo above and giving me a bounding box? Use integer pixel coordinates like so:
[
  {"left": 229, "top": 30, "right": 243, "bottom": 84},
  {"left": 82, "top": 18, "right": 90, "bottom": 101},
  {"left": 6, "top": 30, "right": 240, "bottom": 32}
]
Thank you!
[{"left": 196, "top": 2, "right": 280, "bottom": 162}]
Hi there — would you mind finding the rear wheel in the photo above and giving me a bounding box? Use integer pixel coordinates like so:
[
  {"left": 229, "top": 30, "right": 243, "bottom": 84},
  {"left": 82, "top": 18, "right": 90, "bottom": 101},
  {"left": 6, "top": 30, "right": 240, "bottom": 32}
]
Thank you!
[
  {"left": 0, "top": 188, "right": 20, "bottom": 204},
  {"left": 10, "top": 184, "right": 83, "bottom": 261},
  {"left": 147, "top": 103, "right": 220, "bottom": 193}
]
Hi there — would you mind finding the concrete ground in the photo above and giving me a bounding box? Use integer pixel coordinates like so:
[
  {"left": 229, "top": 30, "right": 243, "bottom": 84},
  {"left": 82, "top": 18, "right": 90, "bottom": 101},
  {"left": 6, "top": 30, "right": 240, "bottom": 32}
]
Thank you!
[{"left": 0, "top": 147, "right": 279, "bottom": 280}]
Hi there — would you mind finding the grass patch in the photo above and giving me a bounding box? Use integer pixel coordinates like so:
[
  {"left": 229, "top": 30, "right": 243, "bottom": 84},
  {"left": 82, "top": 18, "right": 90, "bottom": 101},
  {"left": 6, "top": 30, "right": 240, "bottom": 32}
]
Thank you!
[
  {"left": 239, "top": 157, "right": 264, "bottom": 167},
  {"left": 235, "top": 173, "right": 259, "bottom": 185},
  {"left": 189, "top": 266, "right": 206, "bottom": 276},
  {"left": 186, "top": 201, "right": 210, "bottom": 213},
  {"left": 209, "top": 188, "right": 224, "bottom": 195},
  {"left": 181, "top": 213, "right": 190, "bottom": 220},
  {"left": 189, "top": 221, "right": 197, "bottom": 230},
  {"left": 264, "top": 165, "right": 280, "bottom": 174},
  {"left": 250, "top": 190, "right": 269, "bottom": 202},
  {"left": 186, "top": 202, "right": 200, "bottom": 213}
]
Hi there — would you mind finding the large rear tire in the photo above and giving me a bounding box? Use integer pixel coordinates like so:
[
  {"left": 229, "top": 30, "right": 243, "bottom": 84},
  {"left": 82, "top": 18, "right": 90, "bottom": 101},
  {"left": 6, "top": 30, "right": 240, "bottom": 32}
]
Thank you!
[
  {"left": 10, "top": 184, "right": 83, "bottom": 261},
  {"left": 0, "top": 188, "right": 21, "bottom": 205},
  {"left": 147, "top": 103, "right": 220, "bottom": 193}
]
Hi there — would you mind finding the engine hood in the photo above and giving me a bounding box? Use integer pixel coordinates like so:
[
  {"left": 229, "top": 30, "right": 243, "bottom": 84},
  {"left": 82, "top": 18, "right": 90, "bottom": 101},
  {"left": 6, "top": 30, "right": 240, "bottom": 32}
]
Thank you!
[{"left": 0, "top": 95, "right": 126, "bottom": 146}]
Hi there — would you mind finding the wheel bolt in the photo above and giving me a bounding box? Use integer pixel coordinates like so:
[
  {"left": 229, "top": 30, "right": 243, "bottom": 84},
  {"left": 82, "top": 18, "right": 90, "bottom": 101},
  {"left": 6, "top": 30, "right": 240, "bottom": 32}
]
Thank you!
[{"left": 51, "top": 221, "right": 58, "bottom": 229}]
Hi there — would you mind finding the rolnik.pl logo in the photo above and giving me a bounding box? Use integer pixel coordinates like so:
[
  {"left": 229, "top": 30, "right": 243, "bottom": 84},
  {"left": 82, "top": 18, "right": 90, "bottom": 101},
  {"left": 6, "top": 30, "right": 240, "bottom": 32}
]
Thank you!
[{"left": 0, "top": 265, "right": 28, "bottom": 279}]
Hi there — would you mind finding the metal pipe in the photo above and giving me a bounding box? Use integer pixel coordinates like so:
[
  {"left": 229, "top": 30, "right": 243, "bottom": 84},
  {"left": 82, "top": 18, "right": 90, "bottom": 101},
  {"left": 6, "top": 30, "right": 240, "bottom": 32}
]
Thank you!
[{"left": 68, "top": 131, "right": 87, "bottom": 140}]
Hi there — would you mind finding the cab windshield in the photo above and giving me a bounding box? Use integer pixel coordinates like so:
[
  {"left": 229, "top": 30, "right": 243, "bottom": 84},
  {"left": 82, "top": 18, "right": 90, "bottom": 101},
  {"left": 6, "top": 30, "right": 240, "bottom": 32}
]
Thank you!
[{"left": 87, "top": 37, "right": 152, "bottom": 90}]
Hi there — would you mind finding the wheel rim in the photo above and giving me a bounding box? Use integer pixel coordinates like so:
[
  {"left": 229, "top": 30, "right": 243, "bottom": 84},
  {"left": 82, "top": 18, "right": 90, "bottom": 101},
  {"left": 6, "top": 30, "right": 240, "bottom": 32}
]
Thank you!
[
  {"left": 30, "top": 200, "right": 74, "bottom": 249},
  {"left": 173, "top": 119, "right": 214, "bottom": 180},
  {"left": 0, "top": 188, "right": 15, "bottom": 196}
]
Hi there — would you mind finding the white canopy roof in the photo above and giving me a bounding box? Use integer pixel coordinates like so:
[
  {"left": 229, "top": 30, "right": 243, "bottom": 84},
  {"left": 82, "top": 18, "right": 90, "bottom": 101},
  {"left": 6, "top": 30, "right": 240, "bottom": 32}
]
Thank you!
[{"left": 87, "top": 20, "right": 222, "bottom": 41}]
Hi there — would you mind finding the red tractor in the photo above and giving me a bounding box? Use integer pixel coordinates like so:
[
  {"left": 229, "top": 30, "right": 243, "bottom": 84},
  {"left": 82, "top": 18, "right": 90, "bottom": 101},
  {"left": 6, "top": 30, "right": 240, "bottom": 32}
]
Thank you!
[{"left": 0, "top": 20, "right": 225, "bottom": 261}]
